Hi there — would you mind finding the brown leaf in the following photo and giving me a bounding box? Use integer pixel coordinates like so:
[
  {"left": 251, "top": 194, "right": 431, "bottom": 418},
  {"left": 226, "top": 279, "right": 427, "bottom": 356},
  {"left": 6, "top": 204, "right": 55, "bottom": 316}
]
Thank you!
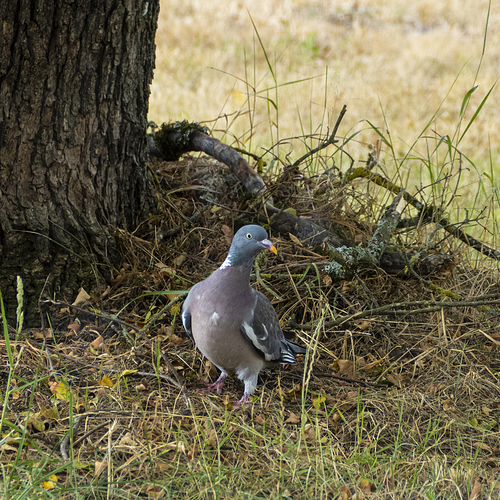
[
  {"left": 285, "top": 412, "right": 301, "bottom": 424},
  {"left": 73, "top": 288, "right": 90, "bottom": 306},
  {"left": 221, "top": 225, "right": 233, "bottom": 245},
  {"left": 33, "top": 328, "right": 52, "bottom": 340},
  {"left": 67, "top": 319, "right": 81, "bottom": 333},
  {"left": 469, "top": 479, "right": 481, "bottom": 500},
  {"left": 303, "top": 423, "right": 315, "bottom": 441},
  {"left": 90, "top": 334, "right": 106, "bottom": 352},
  {"left": 155, "top": 262, "right": 176, "bottom": 276},
  {"left": 384, "top": 372, "right": 402, "bottom": 388},
  {"left": 94, "top": 460, "right": 107, "bottom": 477},
  {"left": 144, "top": 485, "right": 166, "bottom": 499},
  {"left": 173, "top": 255, "right": 186, "bottom": 267},
  {"left": 473, "top": 442, "right": 492, "bottom": 453},
  {"left": 337, "top": 359, "right": 355, "bottom": 378},
  {"left": 254, "top": 414, "right": 265, "bottom": 425},
  {"left": 338, "top": 486, "right": 352, "bottom": 499}
]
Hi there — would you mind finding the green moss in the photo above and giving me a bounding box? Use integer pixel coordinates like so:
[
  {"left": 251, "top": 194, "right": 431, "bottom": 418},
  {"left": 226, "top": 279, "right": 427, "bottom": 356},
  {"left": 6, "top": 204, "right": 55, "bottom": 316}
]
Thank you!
[{"left": 153, "top": 120, "right": 209, "bottom": 160}]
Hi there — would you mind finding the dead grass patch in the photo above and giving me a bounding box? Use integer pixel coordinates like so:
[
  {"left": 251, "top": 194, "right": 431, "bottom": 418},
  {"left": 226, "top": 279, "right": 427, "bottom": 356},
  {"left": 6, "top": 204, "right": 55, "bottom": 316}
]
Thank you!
[{"left": 1, "top": 152, "right": 499, "bottom": 498}]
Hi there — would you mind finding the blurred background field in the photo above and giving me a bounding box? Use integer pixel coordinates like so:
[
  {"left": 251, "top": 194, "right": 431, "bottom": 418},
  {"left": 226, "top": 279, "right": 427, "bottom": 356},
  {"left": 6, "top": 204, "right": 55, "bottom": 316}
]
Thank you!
[{"left": 149, "top": 0, "right": 499, "bottom": 245}]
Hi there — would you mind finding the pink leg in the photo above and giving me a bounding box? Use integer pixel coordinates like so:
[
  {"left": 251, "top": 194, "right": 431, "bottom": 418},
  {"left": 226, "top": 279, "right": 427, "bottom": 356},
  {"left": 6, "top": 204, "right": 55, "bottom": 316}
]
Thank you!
[
  {"left": 235, "top": 393, "right": 251, "bottom": 406},
  {"left": 199, "top": 371, "right": 227, "bottom": 394}
]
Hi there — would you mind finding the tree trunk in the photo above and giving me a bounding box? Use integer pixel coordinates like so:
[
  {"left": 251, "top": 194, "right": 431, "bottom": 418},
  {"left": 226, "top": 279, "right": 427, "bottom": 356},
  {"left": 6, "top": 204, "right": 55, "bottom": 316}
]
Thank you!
[{"left": 0, "top": 0, "right": 159, "bottom": 324}]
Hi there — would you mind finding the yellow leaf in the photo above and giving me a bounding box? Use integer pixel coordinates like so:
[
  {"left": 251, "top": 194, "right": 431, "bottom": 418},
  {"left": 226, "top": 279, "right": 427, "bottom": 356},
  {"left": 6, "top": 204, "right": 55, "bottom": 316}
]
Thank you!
[
  {"left": 469, "top": 417, "right": 478, "bottom": 427},
  {"left": 98, "top": 375, "right": 114, "bottom": 388},
  {"left": 42, "top": 474, "right": 58, "bottom": 490},
  {"left": 312, "top": 395, "right": 326, "bottom": 409},
  {"left": 28, "top": 413, "right": 45, "bottom": 432},
  {"left": 40, "top": 405, "right": 59, "bottom": 420},
  {"left": 51, "top": 380, "right": 72, "bottom": 402},
  {"left": 120, "top": 369, "right": 138, "bottom": 377}
]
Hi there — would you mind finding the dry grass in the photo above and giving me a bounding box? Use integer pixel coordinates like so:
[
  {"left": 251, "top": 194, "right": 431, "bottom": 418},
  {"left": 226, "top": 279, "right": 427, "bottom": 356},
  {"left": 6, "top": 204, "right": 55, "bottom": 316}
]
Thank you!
[
  {"left": 1, "top": 154, "right": 500, "bottom": 498},
  {"left": 2, "top": 2, "right": 500, "bottom": 498},
  {"left": 151, "top": 0, "right": 498, "bottom": 170},
  {"left": 150, "top": 0, "right": 500, "bottom": 253}
]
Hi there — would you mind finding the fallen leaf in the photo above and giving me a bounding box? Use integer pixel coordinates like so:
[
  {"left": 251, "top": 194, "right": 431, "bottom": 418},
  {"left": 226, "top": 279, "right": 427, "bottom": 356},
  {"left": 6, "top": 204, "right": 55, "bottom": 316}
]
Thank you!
[
  {"left": 50, "top": 380, "right": 73, "bottom": 402},
  {"left": 41, "top": 474, "right": 58, "bottom": 490},
  {"left": 40, "top": 405, "right": 59, "bottom": 419},
  {"left": 312, "top": 395, "right": 326, "bottom": 409},
  {"left": 95, "top": 460, "right": 107, "bottom": 476},
  {"left": 155, "top": 262, "right": 176, "bottom": 276},
  {"left": 98, "top": 375, "right": 114, "bottom": 389},
  {"left": 173, "top": 255, "right": 186, "bottom": 267},
  {"left": 356, "top": 320, "right": 371, "bottom": 331},
  {"left": 304, "top": 423, "right": 315, "bottom": 441},
  {"left": 221, "top": 225, "right": 233, "bottom": 245},
  {"left": 73, "top": 288, "right": 90, "bottom": 306},
  {"left": 144, "top": 484, "right": 166, "bottom": 499},
  {"left": 469, "top": 479, "right": 481, "bottom": 500},
  {"left": 118, "top": 432, "right": 138, "bottom": 448},
  {"left": 285, "top": 412, "right": 301, "bottom": 424},
  {"left": 254, "top": 414, "right": 265, "bottom": 425},
  {"left": 322, "top": 275, "right": 332, "bottom": 286},
  {"left": 359, "top": 479, "right": 373, "bottom": 493},
  {"left": 337, "top": 359, "right": 355, "bottom": 378},
  {"left": 67, "top": 319, "right": 81, "bottom": 333},
  {"left": 28, "top": 413, "right": 45, "bottom": 432},
  {"left": 338, "top": 485, "right": 352, "bottom": 499},
  {"left": 90, "top": 334, "right": 105, "bottom": 350},
  {"left": 283, "top": 383, "right": 302, "bottom": 401},
  {"left": 384, "top": 372, "right": 402, "bottom": 387},
  {"left": 473, "top": 442, "right": 492, "bottom": 453}
]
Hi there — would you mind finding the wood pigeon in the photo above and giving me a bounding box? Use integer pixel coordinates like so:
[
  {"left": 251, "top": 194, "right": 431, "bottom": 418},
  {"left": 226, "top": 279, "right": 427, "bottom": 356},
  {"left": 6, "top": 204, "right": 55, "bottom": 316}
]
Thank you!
[{"left": 182, "top": 225, "right": 306, "bottom": 404}]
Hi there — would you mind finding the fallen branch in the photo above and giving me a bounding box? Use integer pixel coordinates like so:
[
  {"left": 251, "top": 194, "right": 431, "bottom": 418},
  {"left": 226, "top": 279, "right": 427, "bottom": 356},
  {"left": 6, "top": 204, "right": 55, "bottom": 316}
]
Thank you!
[
  {"left": 345, "top": 159, "right": 500, "bottom": 261},
  {"left": 153, "top": 112, "right": 460, "bottom": 278},
  {"left": 153, "top": 121, "right": 266, "bottom": 195},
  {"left": 289, "top": 292, "right": 500, "bottom": 330},
  {"left": 323, "top": 191, "right": 404, "bottom": 280}
]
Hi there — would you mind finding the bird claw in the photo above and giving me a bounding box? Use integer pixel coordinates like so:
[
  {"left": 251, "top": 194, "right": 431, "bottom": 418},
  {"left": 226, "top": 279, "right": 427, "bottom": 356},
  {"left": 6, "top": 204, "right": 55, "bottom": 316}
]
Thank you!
[
  {"left": 198, "top": 377, "right": 225, "bottom": 395},
  {"left": 235, "top": 394, "right": 252, "bottom": 406}
]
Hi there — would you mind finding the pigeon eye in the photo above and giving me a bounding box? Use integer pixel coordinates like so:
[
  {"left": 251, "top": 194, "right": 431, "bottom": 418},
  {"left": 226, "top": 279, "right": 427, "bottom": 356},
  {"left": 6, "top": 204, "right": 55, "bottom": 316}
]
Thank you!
[{"left": 246, "top": 233, "right": 252, "bottom": 239}]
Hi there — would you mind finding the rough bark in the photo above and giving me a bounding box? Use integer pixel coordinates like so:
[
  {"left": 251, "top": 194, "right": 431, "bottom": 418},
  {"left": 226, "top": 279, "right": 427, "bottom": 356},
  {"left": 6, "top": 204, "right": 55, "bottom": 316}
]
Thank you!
[{"left": 0, "top": 0, "right": 159, "bottom": 324}]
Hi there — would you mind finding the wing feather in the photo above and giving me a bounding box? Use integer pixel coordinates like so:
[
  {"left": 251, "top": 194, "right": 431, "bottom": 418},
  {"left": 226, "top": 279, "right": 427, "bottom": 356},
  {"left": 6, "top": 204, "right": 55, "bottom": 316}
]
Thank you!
[{"left": 241, "top": 290, "right": 304, "bottom": 363}]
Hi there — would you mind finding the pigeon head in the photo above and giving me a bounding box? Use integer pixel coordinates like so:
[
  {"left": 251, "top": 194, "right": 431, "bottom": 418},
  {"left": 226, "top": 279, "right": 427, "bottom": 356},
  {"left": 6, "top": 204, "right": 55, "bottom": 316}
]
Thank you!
[{"left": 221, "top": 225, "right": 277, "bottom": 268}]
